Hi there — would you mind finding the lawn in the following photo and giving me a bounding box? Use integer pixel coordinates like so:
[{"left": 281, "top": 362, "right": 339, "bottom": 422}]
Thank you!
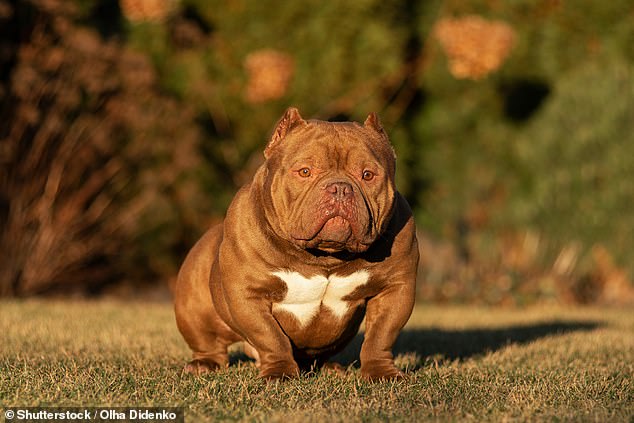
[{"left": 1, "top": 300, "right": 632, "bottom": 422}]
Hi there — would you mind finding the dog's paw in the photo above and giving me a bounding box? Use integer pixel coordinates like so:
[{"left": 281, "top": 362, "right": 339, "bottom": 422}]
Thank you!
[
  {"left": 183, "top": 359, "right": 222, "bottom": 375},
  {"left": 360, "top": 363, "right": 406, "bottom": 382},
  {"left": 259, "top": 360, "right": 300, "bottom": 381}
]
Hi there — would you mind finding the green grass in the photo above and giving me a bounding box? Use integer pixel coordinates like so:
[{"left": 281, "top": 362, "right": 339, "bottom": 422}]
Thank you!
[{"left": 1, "top": 300, "right": 632, "bottom": 422}]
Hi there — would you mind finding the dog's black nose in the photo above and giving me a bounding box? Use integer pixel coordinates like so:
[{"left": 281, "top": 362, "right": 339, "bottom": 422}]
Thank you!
[{"left": 326, "top": 181, "right": 354, "bottom": 199}]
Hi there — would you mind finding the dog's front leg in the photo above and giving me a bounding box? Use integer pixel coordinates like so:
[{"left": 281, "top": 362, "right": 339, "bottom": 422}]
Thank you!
[
  {"left": 223, "top": 281, "right": 300, "bottom": 380},
  {"left": 360, "top": 281, "right": 415, "bottom": 381}
]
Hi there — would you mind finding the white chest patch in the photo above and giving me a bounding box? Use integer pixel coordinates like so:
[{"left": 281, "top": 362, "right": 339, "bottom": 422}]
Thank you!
[{"left": 271, "top": 269, "right": 370, "bottom": 327}]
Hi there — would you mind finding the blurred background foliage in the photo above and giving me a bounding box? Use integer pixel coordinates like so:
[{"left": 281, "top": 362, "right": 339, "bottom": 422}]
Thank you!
[{"left": 1, "top": 0, "right": 632, "bottom": 305}]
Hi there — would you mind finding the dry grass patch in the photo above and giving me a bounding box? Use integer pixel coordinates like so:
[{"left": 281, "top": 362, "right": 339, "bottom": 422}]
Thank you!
[{"left": 1, "top": 300, "right": 632, "bottom": 422}]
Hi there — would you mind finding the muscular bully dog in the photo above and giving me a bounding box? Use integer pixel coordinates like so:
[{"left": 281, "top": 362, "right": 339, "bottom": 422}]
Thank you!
[{"left": 174, "top": 108, "right": 418, "bottom": 381}]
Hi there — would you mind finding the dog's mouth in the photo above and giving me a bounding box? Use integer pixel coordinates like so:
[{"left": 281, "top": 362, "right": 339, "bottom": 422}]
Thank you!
[
  {"left": 318, "top": 216, "right": 352, "bottom": 242},
  {"left": 291, "top": 214, "right": 374, "bottom": 253}
]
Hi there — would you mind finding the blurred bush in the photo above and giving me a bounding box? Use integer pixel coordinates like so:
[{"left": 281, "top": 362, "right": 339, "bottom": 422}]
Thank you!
[
  {"left": 411, "top": 1, "right": 634, "bottom": 305},
  {"left": 0, "top": 0, "right": 632, "bottom": 304},
  {"left": 0, "top": 0, "right": 207, "bottom": 295}
]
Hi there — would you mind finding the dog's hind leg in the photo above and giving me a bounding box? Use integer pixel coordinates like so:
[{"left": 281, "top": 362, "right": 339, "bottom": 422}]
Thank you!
[
  {"left": 177, "top": 311, "right": 240, "bottom": 374},
  {"left": 174, "top": 225, "right": 241, "bottom": 374}
]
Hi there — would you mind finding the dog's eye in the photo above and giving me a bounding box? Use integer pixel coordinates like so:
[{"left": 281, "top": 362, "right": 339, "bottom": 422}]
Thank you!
[
  {"left": 298, "top": 168, "right": 312, "bottom": 178},
  {"left": 362, "top": 170, "right": 375, "bottom": 181}
]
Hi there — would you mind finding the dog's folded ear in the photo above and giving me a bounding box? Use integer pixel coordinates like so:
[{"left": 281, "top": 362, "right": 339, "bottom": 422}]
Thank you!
[
  {"left": 364, "top": 112, "right": 387, "bottom": 138},
  {"left": 364, "top": 112, "right": 395, "bottom": 161},
  {"left": 265, "top": 107, "right": 307, "bottom": 159}
]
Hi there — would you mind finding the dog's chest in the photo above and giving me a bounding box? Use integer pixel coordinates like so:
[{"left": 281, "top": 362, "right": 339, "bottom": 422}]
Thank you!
[{"left": 271, "top": 270, "right": 369, "bottom": 327}]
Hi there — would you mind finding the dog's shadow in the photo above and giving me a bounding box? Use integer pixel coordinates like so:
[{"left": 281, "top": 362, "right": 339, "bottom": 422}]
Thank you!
[
  {"left": 330, "top": 319, "right": 601, "bottom": 369},
  {"left": 228, "top": 319, "right": 600, "bottom": 370}
]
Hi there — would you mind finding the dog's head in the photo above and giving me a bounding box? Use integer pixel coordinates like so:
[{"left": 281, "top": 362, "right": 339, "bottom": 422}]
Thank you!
[{"left": 261, "top": 107, "right": 397, "bottom": 254}]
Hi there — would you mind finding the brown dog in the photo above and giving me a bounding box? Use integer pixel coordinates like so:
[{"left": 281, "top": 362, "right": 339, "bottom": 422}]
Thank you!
[{"left": 174, "top": 108, "right": 418, "bottom": 380}]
